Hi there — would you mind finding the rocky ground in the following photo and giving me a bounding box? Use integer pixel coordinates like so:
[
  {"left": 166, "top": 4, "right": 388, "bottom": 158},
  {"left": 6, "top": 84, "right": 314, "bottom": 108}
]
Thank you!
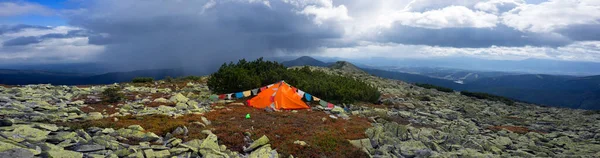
[{"left": 0, "top": 67, "right": 599, "bottom": 158}]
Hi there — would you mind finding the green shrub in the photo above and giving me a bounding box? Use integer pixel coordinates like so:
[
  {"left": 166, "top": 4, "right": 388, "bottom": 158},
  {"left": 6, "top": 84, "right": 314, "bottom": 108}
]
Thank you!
[
  {"left": 207, "top": 58, "right": 380, "bottom": 104},
  {"left": 460, "top": 91, "right": 515, "bottom": 105},
  {"left": 102, "top": 87, "right": 125, "bottom": 103},
  {"left": 132, "top": 77, "right": 154, "bottom": 83},
  {"left": 415, "top": 83, "right": 454, "bottom": 93},
  {"left": 164, "top": 76, "right": 174, "bottom": 83},
  {"left": 179, "top": 76, "right": 203, "bottom": 82},
  {"left": 417, "top": 96, "right": 433, "bottom": 101}
]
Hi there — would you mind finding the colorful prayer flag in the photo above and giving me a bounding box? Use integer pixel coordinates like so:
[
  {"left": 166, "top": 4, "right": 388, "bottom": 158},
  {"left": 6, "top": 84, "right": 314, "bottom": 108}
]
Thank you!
[
  {"left": 252, "top": 89, "right": 259, "bottom": 95},
  {"left": 260, "top": 87, "right": 267, "bottom": 91},
  {"left": 313, "top": 96, "right": 320, "bottom": 102},
  {"left": 319, "top": 100, "right": 327, "bottom": 107},
  {"left": 327, "top": 103, "right": 334, "bottom": 109},
  {"left": 243, "top": 91, "right": 251, "bottom": 97},
  {"left": 209, "top": 95, "right": 219, "bottom": 101},
  {"left": 235, "top": 92, "right": 244, "bottom": 99},
  {"left": 297, "top": 90, "right": 305, "bottom": 98},
  {"left": 219, "top": 94, "right": 225, "bottom": 99},
  {"left": 226, "top": 94, "right": 233, "bottom": 100},
  {"left": 305, "top": 93, "right": 312, "bottom": 101}
]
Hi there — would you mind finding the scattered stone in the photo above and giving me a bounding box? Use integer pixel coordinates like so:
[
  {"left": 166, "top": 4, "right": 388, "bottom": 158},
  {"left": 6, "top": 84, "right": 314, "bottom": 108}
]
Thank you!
[
  {"left": 127, "top": 125, "right": 144, "bottom": 131},
  {"left": 73, "top": 144, "right": 105, "bottom": 152},
  {"left": 42, "top": 148, "right": 83, "bottom": 158},
  {"left": 245, "top": 135, "right": 269, "bottom": 152},
  {"left": 201, "top": 117, "right": 211, "bottom": 126},
  {"left": 87, "top": 112, "right": 103, "bottom": 120},
  {"left": 0, "top": 148, "right": 34, "bottom": 158},
  {"left": 34, "top": 124, "right": 59, "bottom": 131},
  {"left": 293, "top": 140, "right": 307, "bottom": 146}
]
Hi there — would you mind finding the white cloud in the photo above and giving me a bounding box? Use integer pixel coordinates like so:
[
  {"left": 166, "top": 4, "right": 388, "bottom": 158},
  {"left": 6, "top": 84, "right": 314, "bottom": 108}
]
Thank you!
[
  {"left": 474, "top": 0, "right": 525, "bottom": 14},
  {"left": 0, "top": 2, "right": 53, "bottom": 17},
  {"left": 318, "top": 41, "right": 600, "bottom": 62},
  {"left": 502, "top": 0, "right": 600, "bottom": 32},
  {"left": 378, "top": 6, "right": 499, "bottom": 29},
  {"left": 299, "top": 0, "right": 352, "bottom": 25},
  {"left": 0, "top": 26, "right": 104, "bottom": 64}
]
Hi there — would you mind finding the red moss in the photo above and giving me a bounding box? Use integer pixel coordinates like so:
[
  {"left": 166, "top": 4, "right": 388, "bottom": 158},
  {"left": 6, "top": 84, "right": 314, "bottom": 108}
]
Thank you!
[
  {"left": 488, "top": 125, "right": 545, "bottom": 134},
  {"left": 204, "top": 103, "right": 371, "bottom": 157}
]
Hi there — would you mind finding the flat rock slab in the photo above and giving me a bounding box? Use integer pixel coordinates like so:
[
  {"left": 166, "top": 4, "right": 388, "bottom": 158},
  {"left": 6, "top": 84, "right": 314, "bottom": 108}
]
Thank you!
[{"left": 74, "top": 144, "right": 105, "bottom": 152}]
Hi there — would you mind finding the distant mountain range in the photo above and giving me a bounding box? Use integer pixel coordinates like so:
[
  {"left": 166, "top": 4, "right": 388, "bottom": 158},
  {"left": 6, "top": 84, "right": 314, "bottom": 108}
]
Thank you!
[
  {"left": 312, "top": 56, "right": 600, "bottom": 76},
  {"left": 282, "top": 56, "right": 330, "bottom": 67},
  {"left": 0, "top": 69, "right": 184, "bottom": 85},
  {"left": 282, "top": 56, "right": 600, "bottom": 110}
]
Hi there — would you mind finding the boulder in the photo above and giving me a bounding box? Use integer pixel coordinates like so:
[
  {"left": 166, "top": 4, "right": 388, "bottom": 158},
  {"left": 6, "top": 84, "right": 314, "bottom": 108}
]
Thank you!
[
  {"left": 2, "top": 125, "right": 50, "bottom": 142},
  {"left": 0, "top": 141, "right": 24, "bottom": 152},
  {"left": 48, "top": 132, "right": 78, "bottom": 143},
  {"left": 42, "top": 149, "right": 83, "bottom": 158},
  {"left": 127, "top": 125, "right": 144, "bottom": 131},
  {"left": 397, "top": 140, "right": 429, "bottom": 157},
  {"left": 491, "top": 136, "right": 513, "bottom": 149},
  {"left": 0, "top": 148, "right": 34, "bottom": 158},
  {"left": 87, "top": 112, "right": 103, "bottom": 120},
  {"left": 186, "top": 100, "right": 199, "bottom": 109},
  {"left": 169, "top": 93, "right": 189, "bottom": 103},
  {"left": 73, "top": 144, "right": 105, "bottom": 152},
  {"left": 157, "top": 106, "right": 176, "bottom": 113},
  {"left": 249, "top": 144, "right": 278, "bottom": 158},
  {"left": 34, "top": 124, "right": 59, "bottom": 132},
  {"left": 245, "top": 135, "right": 269, "bottom": 152},
  {"left": 153, "top": 98, "right": 170, "bottom": 103},
  {"left": 92, "top": 135, "right": 121, "bottom": 150}
]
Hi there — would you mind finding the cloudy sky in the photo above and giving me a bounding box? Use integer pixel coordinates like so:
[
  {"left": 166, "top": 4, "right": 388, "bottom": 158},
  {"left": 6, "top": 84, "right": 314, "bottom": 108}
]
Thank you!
[{"left": 1, "top": 0, "right": 599, "bottom": 70}]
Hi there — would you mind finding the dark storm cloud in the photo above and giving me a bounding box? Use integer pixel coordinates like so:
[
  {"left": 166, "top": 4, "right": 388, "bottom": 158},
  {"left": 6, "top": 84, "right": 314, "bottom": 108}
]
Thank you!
[
  {"left": 375, "top": 24, "right": 572, "bottom": 48},
  {"left": 556, "top": 23, "right": 600, "bottom": 41},
  {"left": 65, "top": 0, "right": 344, "bottom": 72}
]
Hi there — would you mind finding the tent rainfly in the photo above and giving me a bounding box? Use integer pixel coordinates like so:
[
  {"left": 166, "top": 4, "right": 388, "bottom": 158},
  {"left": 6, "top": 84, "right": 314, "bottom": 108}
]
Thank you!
[{"left": 247, "top": 81, "right": 309, "bottom": 110}]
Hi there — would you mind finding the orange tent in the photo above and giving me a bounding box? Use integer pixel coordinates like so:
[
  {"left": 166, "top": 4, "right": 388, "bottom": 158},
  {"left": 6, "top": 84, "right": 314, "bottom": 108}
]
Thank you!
[{"left": 247, "top": 81, "right": 309, "bottom": 110}]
